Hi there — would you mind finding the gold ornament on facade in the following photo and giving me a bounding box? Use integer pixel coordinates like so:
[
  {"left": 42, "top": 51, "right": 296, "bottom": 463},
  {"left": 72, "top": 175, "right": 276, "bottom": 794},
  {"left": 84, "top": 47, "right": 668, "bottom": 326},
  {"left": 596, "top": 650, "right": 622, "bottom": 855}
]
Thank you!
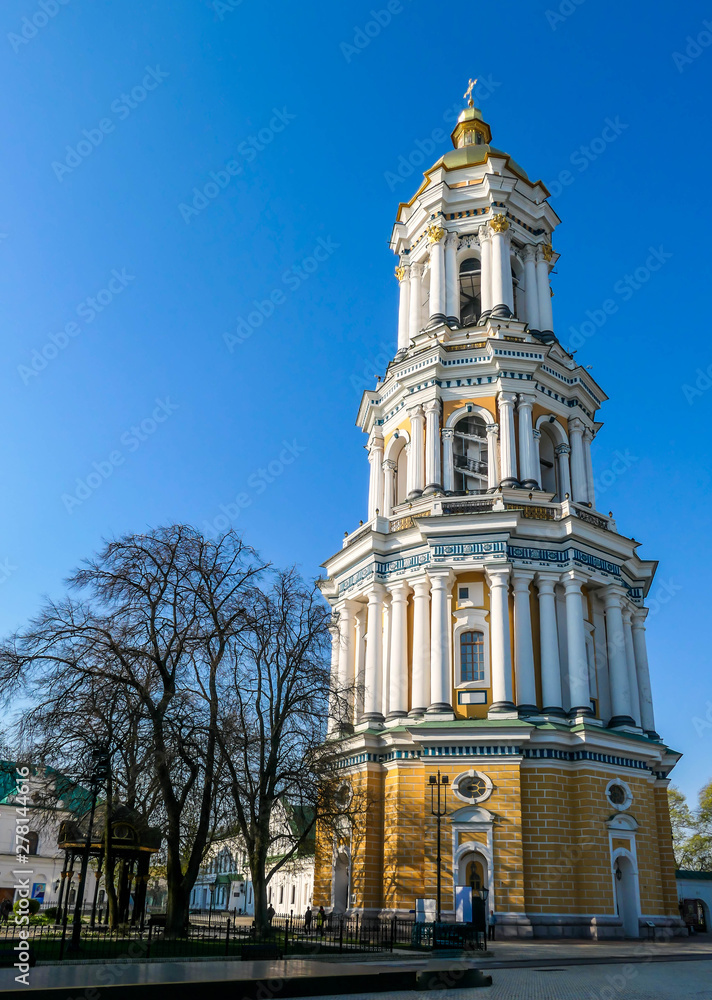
[
  {"left": 542, "top": 243, "right": 554, "bottom": 261},
  {"left": 489, "top": 213, "right": 509, "bottom": 233},
  {"left": 395, "top": 265, "right": 406, "bottom": 281},
  {"left": 427, "top": 223, "right": 445, "bottom": 244}
]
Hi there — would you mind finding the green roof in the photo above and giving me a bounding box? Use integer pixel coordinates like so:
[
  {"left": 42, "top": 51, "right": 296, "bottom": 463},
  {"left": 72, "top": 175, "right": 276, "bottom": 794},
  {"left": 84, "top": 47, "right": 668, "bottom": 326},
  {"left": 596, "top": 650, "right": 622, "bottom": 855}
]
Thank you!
[{"left": 0, "top": 761, "right": 93, "bottom": 814}]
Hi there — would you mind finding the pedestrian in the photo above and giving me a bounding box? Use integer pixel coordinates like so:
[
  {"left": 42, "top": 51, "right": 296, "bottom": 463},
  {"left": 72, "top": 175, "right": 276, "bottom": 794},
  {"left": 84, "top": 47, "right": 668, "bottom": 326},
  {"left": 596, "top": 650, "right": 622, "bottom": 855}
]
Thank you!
[
  {"left": 267, "top": 903, "right": 275, "bottom": 925},
  {"left": 304, "top": 905, "right": 312, "bottom": 932},
  {"left": 488, "top": 909, "right": 496, "bottom": 941},
  {"left": 0, "top": 899, "right": 11, "bottom": 924},
  {"left": 316, "top": 905, "right": 325, "bottom": 935}
]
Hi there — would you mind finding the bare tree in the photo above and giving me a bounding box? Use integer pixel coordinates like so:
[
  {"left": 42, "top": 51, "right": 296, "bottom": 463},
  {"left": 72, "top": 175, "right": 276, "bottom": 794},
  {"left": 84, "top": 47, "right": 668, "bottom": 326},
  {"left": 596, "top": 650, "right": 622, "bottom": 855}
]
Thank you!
[
  {"left": 215, "top": 568, "right": 353, "bottom": 934},
  {"left": 0, "top": 525, "right": 265, "bottom": 933}
]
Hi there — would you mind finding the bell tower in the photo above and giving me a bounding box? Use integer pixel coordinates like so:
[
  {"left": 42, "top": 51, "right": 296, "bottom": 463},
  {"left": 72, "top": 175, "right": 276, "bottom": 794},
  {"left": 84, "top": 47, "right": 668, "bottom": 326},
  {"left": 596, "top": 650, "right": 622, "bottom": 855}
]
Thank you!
[{"left": 314, "top": 89, "right": 683, "bottom": 939}]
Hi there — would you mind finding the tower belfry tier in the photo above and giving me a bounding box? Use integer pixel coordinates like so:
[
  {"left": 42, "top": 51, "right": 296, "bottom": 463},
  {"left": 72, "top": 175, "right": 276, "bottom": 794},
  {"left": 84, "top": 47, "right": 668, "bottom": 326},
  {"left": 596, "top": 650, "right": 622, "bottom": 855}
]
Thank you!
[{"left": 314, "top": 94, "right": 683, "bottom": 940}]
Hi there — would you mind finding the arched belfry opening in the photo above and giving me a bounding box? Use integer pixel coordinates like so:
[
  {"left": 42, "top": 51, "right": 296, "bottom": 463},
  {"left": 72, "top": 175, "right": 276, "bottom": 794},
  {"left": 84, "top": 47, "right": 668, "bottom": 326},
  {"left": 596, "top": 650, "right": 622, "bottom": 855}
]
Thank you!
[{"left": 459, "top": 258, "right": 481, "bottom": 326}]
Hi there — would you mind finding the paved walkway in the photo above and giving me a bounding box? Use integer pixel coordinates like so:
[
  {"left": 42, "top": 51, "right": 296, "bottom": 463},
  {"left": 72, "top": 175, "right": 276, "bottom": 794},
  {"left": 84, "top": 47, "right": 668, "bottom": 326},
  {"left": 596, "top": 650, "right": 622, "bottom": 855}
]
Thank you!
[{"left": 0, "top": 935, "right": 710, "bottom": 996}]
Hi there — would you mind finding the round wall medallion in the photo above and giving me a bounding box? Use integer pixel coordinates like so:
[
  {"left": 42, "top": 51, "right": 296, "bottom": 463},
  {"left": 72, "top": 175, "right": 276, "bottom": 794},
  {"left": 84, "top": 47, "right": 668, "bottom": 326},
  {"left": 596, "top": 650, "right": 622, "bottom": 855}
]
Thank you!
[
  {"left": 605, "top": 779, "right": 633, "bottom": 811},
  {"left": 453, "top": 769, "right": 493, "bottom": 804}
]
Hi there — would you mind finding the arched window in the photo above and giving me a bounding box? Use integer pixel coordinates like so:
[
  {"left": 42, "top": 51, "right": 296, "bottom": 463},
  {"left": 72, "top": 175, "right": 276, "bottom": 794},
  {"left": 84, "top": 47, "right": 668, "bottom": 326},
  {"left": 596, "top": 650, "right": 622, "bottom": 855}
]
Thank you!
[
  {"left": 460, "top": 631, "right": 485, "bottom": 683},
  {"left": 452, "top": 415, "right": 488, "bottom": 493},
  {"left": 459, "top": 258, "right": 481, "bottom": 326},
  {"left": 27, "top": 832, "right": 39, "bottom": 856}
]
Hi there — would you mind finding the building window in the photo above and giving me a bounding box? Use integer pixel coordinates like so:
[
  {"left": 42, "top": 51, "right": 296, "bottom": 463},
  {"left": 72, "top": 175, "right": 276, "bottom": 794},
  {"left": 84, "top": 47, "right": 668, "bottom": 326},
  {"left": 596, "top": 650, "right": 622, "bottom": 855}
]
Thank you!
[
  {"left": 452, "top": 414, "right": 488, "bottom": 493},
  {"left": 459, "top": 257, "right": 481, "bottom": 326},
  {"left": 291, "top": 885, "right": 296, "bottom": 904},
  {"left": 460, "top": 631, "right": 485, "bottom": 683},
  {"left": 27, "top": 832, "right": 39, "bottom": 855},
  {"left": 459, "top": 587, "right": 469, "bottom": 600},
  {"left": 279, "top": 885, "right": 284, "bottom": 904}
]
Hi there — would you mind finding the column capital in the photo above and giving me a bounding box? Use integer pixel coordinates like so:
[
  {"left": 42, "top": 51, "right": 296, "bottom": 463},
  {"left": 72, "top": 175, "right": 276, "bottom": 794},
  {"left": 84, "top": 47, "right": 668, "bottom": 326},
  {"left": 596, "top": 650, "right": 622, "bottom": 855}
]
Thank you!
[
  {"left": 409, "top": 261, "right": 423, "bottom": 279},
  {"left": 444, "top": 231, "right": 458, "bottom": 248},
  {"left": 555, "top": 443, "right": 571, "bottom": 456},
  {"left": 407, "top": 403, "right": 425, "bottom": 421},
  {"left": 603, "top": 584, "right": 627, "bottom": 609},
  {"left": 532, "top": 428, "right": 541, "bottom": 441},
  {"left": 411, "top": 575, "right": 431, "bottom": 596},
  {"left": 478, "top": 223, "right": 492, "bottom": 243},
  {"left": 389, "top": 580, "right": 411, "bottom": 600},
  {"left": 583, "top": 426, "right": 595, "bottom": 442},
  {"left": 512, "top": 570, "right": 535, "bottom": 591},
  {"left": 395, "top": 263, "right": 409, "bottom": 282},
  {"left": 427, "top": 222, "right": 446, "bottom": 244},
  {"left": 562, "top": 570, "right": 587, "bottom": 592},
  {"left": 568, "top": 416, "right": 586, "bottom": 434},
  {"left": 428, "top": 568, "right": 455, "bottom": 588},
  {"left": 521, "top": 244, "right": 537, "bottom": 263},
  {"left": 382, "top": 458, "right": 396, "bottom": 472},
  {"left": 486, "top": 565, "right": 511, "bottom": 587},
  {"left": 489, "top": 212, "right": 510, "bottom": 234},
  {"left": 497, "top": 390, "right": 518, "bottom": 407},
  {"left": 536, "top": 245, "right": 553, "bottom": 265},
  {"left": 441, "top": 426, "right": 454, "bottom": 441},
  {"left": 423, "top": 399, "right": 441, "bottom": 416},
  {"left": 486, "top": 422, "right": 499, "bottom": 436},
  {"left": 334, "top": 598, "right": 359, "bottom": 616},
  {"left": 631, "top": 608, "right": 649, "bottom": 628},
  {"left": 517, "top": 392, "right": 537, "bottom": 409},
  {"left": 366, "top": 584, "right": 386, "bottom": 602},
  {"left": 535, "top": 571, "right": 559, "bottom": 596},
  {"left": 621, "top": 605, "right": 634, "bottom": 625}
]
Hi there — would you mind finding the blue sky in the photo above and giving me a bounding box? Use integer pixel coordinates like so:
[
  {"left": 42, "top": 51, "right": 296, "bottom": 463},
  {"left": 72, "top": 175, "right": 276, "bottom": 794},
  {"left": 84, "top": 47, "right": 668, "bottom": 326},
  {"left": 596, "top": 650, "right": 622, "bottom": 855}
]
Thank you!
[{"left": 0, "top": 0, "right": 710, "bottom": 802}]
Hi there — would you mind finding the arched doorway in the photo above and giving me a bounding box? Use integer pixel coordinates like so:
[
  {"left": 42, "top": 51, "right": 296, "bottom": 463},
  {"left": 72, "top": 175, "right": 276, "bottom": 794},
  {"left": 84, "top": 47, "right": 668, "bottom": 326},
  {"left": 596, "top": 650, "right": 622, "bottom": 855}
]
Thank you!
[
  {"left": 333, "top": 852, "right": 349, "bottom": 914},
  {"left": 614, "top": 855, "right": 640, "bottom": 938},
  {"left": 455, "top": 850, "right": 489, "bottom": 922}
]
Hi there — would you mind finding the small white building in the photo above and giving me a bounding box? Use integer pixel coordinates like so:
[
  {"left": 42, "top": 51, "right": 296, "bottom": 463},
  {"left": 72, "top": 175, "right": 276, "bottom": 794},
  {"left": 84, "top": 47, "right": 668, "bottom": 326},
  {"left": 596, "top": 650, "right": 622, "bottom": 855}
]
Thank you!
[
  {"left": 677, "top": 870, "right": 712, "bottom": 932},
  {"left": 190, "top": 801, "right": 314, "bottom": 917},
  {"left": 0, "top": 764, "right": 92, "bottom": 910}
]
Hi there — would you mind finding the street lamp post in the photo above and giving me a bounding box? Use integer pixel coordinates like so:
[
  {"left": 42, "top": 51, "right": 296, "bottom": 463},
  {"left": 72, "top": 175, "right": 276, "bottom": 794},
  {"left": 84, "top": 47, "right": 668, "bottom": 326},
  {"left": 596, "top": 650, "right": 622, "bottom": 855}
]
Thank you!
[
  {"left": 429, "top": 771, "right": 449, "bottom": 924},
  {"left": 208, "top": 881, "right": 217, "bottom": 928},
  {"left": 68, "top": 745, "right": 110, "bottom": 953}
]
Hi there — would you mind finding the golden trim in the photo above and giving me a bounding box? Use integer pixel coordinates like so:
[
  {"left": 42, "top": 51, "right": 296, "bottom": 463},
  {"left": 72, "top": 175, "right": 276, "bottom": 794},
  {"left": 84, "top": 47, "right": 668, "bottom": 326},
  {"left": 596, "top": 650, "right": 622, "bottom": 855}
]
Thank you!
[
  {"left": 395, "top": 265, "right": 406, "bottom": 281},
  {"left": 427, "top": 223, "right": 445, "bottom": 244},
  {"left": 489, "top": 213, "right": 509, "bottom": 233}
]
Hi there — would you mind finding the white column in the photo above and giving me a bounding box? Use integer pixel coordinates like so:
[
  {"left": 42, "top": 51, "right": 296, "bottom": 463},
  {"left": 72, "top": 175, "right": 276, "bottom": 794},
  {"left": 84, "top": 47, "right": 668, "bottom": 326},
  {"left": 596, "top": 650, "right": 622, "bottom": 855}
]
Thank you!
[
  {"left": 522, "top": 245, "right": 540, "bottom": 331},
  {"left": 410, "top": 576, "right": 431, "bottom": 716},
  {"left": 632, "top": 610, "right": 658, "bottom": 737},
  {"left": 486, "top": 423, "right": 499, "bottom": 490},
  {"left": 536, "top": 247, "right": 554, "bottom": 333},
  {"left": 408, "top": 405, "right": 425, "bottom": 497},
  {"left": 591, "top": 594, "right": 612, "bottom": 724},
  {"left": 513, "top": 572, "right": 537, "bottom": 713},
  {"left": 396, "top": 264, "right": 410, "bottom": 354},
  {"left": 532, "top": 430, "right": 542, "bottom": 489},
  {"left": 568, "top": 418, "right": 588, "bottom": 502},
  {"left": 478, "top": 225, "right": 493, "bottom": 319},
  {"left": 428, "top": 571, "right": 453, "bottom": 713},
  {"left": 517, "top": 393, "right": 538, "bottom": 488},
  {"left": 382, "top": 458, "right": 396, "bottom": 517},
  {"left": 536, "top": 574, "right": 564, "bottom": 714},
  {"left": 442, "top": 427, "right": 454, "bottom": 491},
  {"left": 354, "top": 608, "right": 366, "bottom": 724},
  {"left": 563, "top": 573, "right": 592, "bottom": 716},
  {"left": 497, "top": 391, "right": 518, "bottom": 486},
  {"left": 555, "top": 444, "right": 572, "bottom": 499},
  {"left": 327, "top": 620, "right": 341, "bottom": 735},
  {"left": 604, "top": 586, "right": 634, "bottom": 726},
  {"left": 489, "top": 215, "right": 513, "bottom": 317},
  {"left": 583, "top": 428, "right": 595, "bottom": 507},
  {"left": 388, "top": 582, "right": 410, "bottom": 719},
  {"left": 408, "top": 262, "right": 423, "bottom": 343},
  {"left": 423, "top": 400, "right": 442, "bottom": 492},
  {"left": 487, "top": 567, "right": 514, "bottom": 713},
  {"left": 622, "top": 606, "right": 642, "bottom": 728},
  {"left": 335, "top": 601, "right": 356, "bottom": 732},
  {"left": 367, "top": 433, "right": 384, "bottom": 520},
  {"left": 427, "top": 226, "right": 446, "bottom": 324},
  {"left": 445, "top": 233, "right": 459, "bottom": 322},
  {"left": 363, "top": 586, "right": 385, "bottom": 724},
  {"left": 381, "top": 595, "right": 391, "bottom": 719},
  {"left": 405, "top": 441, "right": 414, "bottom": 498}
]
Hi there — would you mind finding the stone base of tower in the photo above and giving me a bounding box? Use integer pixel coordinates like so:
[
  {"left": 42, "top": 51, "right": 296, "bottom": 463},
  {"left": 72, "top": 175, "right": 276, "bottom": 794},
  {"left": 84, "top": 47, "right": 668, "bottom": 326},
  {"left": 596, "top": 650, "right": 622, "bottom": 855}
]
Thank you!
[{"left": 314, "top": 721, "right": 684, "bottom": 941}]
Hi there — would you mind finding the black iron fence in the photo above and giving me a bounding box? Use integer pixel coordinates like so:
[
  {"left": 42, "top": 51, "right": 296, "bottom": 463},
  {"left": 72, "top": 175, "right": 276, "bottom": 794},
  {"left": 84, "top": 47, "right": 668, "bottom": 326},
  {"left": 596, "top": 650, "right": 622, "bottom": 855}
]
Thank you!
[{"left": 0, "top": 913, "right": 486, "bottom": 964}]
